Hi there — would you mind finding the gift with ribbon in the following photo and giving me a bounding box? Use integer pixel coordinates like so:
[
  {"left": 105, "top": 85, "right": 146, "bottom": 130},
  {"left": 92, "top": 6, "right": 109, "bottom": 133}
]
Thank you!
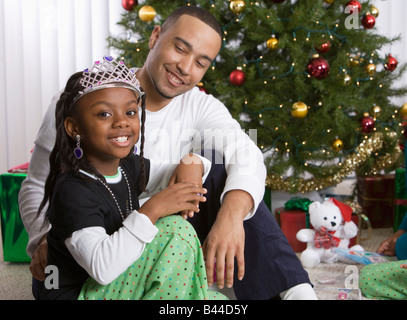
[{"left": 275, "top": 197, "right": 313, "bottom": 252}]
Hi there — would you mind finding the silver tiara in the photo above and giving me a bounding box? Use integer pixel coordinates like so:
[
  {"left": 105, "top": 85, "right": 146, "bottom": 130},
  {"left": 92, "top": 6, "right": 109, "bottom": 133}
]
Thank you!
[{"left": 72, "top": 56, "right": 143, "bottom": 105}]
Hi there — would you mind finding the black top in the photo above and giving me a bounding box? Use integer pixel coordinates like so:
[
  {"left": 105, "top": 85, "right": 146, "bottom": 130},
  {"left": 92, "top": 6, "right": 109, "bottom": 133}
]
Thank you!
[{"left": 42, "top": 155, "right": 149, "bottom": 300}]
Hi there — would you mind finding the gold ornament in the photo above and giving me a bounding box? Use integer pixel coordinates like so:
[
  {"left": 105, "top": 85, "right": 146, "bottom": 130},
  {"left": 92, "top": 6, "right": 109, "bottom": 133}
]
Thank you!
[
  {"left": 349, "top": 55, "right": 363, "bottom": 67},
  {"left": 370, "top": 5, "right": 379, "bottom": 18},
  {"left": 266, "top": 132, "right": 384, "bottom": 193},
  {"left": 324, "top": 0, "right": 335, "bottom": 3},
  {"left": 371, "top": 105, "right": 381, "bottom": 118},
  {"left": 267, "top": 36, "right": 279, "bottom": 50},
  {"left": 331, "top": 138, "right": 344, "bottom": 152},
  {"left": 138, "top": 5, "right": 156, "bottom": 22},
  {"left": 399, "top": 103, "right": 407, "bottom": 118},
  {"left": 229, "top": 0, "right": 246, "bottom": 14},
  {"left": 291, "top": 102, "right": 308, "bottom": 118},
  {"left": 365, "top": 63, "right": 376, "bottom": 76},
  {"left": 342, "top": 74, "right": 352, "bottom": 86}
]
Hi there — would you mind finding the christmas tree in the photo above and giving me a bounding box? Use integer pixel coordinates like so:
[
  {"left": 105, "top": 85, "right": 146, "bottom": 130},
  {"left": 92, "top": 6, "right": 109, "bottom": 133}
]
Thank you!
[{"left": 112, "top": 0, "right": 407, "bottom": 193}]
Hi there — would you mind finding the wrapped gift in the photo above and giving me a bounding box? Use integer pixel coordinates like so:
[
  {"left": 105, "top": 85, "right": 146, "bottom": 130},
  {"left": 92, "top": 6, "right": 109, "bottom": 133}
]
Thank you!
[
  {"left": 357, "top": 174, "right": 395, "bottom": 228},
  {"left": 0, "top": 173, "right": 30, "bottom": 262},
  {"left": 7, "top": 162, "right": 29, "bottom": 173},
  {"left": 394, "top": 168, "right": 407, "bottom": 232},
  {"left": 276, "top": 207, "right": 308, "bottom": 252}
]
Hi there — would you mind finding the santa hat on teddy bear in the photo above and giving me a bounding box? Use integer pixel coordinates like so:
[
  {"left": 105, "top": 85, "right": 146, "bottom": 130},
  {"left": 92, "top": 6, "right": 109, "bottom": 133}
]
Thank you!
[{"left": 330, "top": 198, "right": 357, "bottom": 237}]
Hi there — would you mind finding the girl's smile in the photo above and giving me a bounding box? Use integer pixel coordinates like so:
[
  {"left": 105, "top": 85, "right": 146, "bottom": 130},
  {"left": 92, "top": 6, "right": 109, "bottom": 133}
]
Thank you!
[{"left": 109, "top": 135, "right": 131, "bottom": 147}]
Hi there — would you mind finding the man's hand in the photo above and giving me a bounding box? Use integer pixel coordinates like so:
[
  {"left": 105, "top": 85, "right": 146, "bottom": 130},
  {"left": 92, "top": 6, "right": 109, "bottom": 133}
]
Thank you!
[
  {"left": 29, "top": 234, "right": 48, "bottom": 281},
  {"left": 203, "top": 190, "right": 253, "bottom": 289}
]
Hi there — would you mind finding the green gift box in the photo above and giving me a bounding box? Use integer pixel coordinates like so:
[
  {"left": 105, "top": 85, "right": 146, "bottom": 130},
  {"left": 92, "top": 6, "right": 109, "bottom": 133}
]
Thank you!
[
  {"left": 0, "top": 173, "right": 30, "bottom": 262},
  {"left": 394, "top": 168, "right": 407, "bottom": 232}
]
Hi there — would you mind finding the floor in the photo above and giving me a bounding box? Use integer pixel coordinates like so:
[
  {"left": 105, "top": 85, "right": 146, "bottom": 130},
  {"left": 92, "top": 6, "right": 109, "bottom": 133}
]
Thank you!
[
  {"left": 0, "top": 226, "right": 393, "bottom": 300},
  {"left": 303, "top": 227, "right": 394, "bottom": 300}
]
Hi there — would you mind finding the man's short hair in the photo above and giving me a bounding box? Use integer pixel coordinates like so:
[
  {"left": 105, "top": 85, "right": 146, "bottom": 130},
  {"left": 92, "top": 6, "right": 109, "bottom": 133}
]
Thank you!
[{"left": 161, "top": 6, "right": 222, "bottom": 38}]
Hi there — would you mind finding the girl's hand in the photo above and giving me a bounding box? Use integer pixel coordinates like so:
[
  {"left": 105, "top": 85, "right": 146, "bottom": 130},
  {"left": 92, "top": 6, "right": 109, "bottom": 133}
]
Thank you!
[
  {"left": 401, "top": 264, "right": 407, "bottom": 270},
  {"left": 168, "top": 154, "right": 204, "bottom": 219},
  {"left": 139, "top": 182, "right": 207, "bottom": 224}
]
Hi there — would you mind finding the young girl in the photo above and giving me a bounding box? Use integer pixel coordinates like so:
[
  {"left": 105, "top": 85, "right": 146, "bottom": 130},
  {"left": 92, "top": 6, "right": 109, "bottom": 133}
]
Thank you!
[{"left": 38, "top": 56, "right": 225, "bottom": 300}]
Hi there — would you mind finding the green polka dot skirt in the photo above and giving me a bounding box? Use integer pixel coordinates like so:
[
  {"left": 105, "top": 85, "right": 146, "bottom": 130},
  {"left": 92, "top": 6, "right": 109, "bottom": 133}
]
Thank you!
[
  {"left": 78, "top": 215, "right": 227, "bottom": 300},
  {"left": 360, "top": 260, "right": 407, "bottom": 300}
]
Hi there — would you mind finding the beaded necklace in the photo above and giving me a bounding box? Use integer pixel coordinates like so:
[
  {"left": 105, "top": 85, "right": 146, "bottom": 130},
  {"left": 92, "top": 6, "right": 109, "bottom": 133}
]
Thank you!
[
  {"left": 96, "top": 168, "right": 133, "bottom": 221},
  {"left": 79, "top": 167, "right": 133, "bottom": 221}
]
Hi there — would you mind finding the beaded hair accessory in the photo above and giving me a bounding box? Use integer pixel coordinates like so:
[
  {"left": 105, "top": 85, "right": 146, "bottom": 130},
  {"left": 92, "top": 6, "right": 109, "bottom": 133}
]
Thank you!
[{"left": 72, "top": 55, "right": 143, "bottom": 105}]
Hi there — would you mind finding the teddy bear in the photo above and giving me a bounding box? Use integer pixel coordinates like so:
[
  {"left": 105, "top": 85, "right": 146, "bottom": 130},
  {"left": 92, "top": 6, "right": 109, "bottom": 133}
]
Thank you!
[{"left": 296, "top": 198, "right": 364, "bottom": 268}]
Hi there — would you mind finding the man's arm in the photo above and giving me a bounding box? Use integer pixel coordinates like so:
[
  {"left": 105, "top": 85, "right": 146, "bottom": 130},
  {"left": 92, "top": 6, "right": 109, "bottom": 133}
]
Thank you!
[
  {"left": 192, "top": 88, "right": 267, "bottom": 219},
  {"left": 190, "top": 89, "right": 267, "bottom": 288},
  {"left": 203, "top": 190, "right": 252, "bottom": 289},
  {"left": 18, "top": 94, "right": 58, "bottom": 278}
]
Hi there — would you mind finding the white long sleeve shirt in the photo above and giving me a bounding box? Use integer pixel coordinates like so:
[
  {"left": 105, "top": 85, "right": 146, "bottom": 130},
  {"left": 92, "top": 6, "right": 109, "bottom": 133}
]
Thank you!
[{"left": 19, "top": 86, "right": 266, "bottom": 261}]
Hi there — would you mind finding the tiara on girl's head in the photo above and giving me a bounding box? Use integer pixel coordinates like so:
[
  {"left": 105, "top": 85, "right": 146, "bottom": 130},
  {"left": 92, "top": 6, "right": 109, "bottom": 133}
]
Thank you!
[{"left": 72, "top": 56, "right": 143, "bottom": 105}]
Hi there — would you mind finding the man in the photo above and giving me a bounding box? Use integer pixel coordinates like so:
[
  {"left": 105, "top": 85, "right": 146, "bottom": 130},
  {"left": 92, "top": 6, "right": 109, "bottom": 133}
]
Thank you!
[{"left": 19, "top": 6, "right": 316, "bottom": 300}]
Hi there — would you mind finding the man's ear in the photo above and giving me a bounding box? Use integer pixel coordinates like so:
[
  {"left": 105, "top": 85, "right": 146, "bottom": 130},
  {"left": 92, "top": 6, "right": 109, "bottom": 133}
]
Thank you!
[
  {"left": 64, "top": 116, "right": 79, "bottom": 139},
  {"left": 148, "top": 25, "right": 161, "bottom": 49}
]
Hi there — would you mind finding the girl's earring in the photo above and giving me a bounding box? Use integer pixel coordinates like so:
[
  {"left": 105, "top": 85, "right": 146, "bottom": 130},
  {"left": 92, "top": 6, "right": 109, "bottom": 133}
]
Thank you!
[
  {"left": 74, "top": 135, "right": 83, "bottom": 160},
  {"left": 134, "top": 146, "right": 138, "bottom": 155}
]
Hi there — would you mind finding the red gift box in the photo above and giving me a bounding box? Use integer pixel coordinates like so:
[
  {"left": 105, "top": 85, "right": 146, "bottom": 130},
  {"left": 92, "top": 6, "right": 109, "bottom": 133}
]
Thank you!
[
  {"left": 276, "top": 208, "right": 308, "bottom": 252},
  {"left": 357, "top": 174, "right": 395, "bottom": 228},
  {"left": 276, "top": 207, "right": 360, "bottom": 252}
]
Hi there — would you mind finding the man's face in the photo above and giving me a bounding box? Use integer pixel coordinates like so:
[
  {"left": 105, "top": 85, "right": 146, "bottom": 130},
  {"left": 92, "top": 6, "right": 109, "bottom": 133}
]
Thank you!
[{"left": 145, "top": 14, "right": 222, "bottom": 101}]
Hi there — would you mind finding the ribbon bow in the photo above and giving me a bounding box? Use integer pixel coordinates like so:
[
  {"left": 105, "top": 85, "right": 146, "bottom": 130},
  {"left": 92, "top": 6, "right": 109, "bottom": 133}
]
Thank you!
[
  {"left": 314, "top": 226, "right": 340, "bottom": 249},
  {"left": 284, "top": 197, "right": 312, "bottom": 228}
]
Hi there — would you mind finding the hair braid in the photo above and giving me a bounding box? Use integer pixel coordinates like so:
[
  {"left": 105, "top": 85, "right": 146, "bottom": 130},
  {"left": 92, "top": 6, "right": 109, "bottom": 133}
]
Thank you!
[{"left": 138, "top": 90, "right": 147, "bottom": 194}]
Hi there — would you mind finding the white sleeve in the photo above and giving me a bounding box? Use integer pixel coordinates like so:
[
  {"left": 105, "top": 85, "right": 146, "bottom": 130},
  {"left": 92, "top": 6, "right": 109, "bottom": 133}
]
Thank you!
[
  {"left": 197, "top": 154, "right": 212, "bottom": 182},
  {"left": 65, "top": 210, "right": 158, "bottom": 286},
  {"left": 18, "top": 94, "right": 59, "bottom": 257}
]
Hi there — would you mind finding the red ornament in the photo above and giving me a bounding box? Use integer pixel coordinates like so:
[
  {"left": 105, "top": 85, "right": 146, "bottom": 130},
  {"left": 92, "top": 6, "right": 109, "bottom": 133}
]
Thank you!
[
  {"left": 346, "top": 0, "right": 361, "bottom": 14},
  {"left": 361, "top": 14, "right": 376, "bottom": 29},
  {"left": 230, "top": 69, "right": 246, "bottom": 86},
  {"left": 360, "top": 116, "right": 375, "bottom": 133},
  {"left": 307, "top": 56, "right": 330, "bottom": 80},
  {"left": 122, "top": 0, "right": 137, "bottom": 11},
  {"left": 315, "top": 41, "right": 331, "bottom": 54},
  {"left": 385, "top": 54, "right": 398, "bottom": 71}
]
